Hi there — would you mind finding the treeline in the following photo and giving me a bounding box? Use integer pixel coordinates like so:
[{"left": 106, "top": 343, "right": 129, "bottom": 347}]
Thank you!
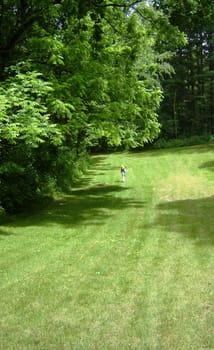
[{"left": 155, "top": 0, "right": 214, "bottom": 140}]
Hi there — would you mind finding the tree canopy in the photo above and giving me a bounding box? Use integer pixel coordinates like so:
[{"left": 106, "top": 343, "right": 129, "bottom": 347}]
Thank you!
[{"left": 0, "top": 0, "right": 186, "bottom": 212}]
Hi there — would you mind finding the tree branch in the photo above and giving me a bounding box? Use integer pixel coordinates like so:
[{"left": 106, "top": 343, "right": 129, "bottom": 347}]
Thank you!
[
  {"left": 3, "top": 11, "right": 43, "bottom": 54},
  {"left": 91, "top": 0, "right": 143, "bottom": 9}
]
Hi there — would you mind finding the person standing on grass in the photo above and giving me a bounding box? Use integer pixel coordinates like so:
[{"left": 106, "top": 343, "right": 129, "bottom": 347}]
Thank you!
[{"left": 120, "top": 165, "right": 126, "bottom": 182}]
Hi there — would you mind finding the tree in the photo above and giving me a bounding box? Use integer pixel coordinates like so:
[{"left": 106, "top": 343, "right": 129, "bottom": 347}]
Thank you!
[
  {"left": 0, "top": 0, "right": 184, "bottom": 213},
  {"left": 154, "top": 0, "right": 214, "bottom": 139},
  {"left": 0, "top": 69, "right": 64, "bottom": 212}
]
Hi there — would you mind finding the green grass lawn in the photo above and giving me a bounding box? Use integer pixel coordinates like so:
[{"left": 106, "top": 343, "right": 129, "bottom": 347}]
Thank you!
[{"left": 0, "top": 144, "right": 214, "bottom": 350}]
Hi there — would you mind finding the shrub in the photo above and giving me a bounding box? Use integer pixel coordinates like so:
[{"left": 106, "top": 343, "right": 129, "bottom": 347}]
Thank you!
[{"left": 151, "top": 134, "right": 212, "bottom": 149}]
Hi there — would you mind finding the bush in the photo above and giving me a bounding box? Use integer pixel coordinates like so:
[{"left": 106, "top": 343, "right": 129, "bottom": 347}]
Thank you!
[
  {"left": 0, "top": 144, "right": 91, "bottom": 214},
  {"left": 150, "top": 134, "right": 212, "bottom": 149},
  {"left": 0, "top": 172, "right": 38, "bottom": 214}
]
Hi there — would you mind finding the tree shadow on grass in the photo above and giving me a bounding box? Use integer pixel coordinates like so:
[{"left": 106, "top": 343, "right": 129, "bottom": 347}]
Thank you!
[
  {"left": 199, "top": 160, "right": 214, "bottom": 172},
  {"left": 89, "top": 155, "right": 115, "bottom": 170},
  {"left": 0, "top": 229, "right": 14, "bottom": 237},
  {"left": 72, "top": 156, "right": 117, "bottom": 188},
  {"left": 150, "top": 195, "right": 214, "bottom": 245},
  {"left": 0, "top": 184, "right": 145, "bottom": 231},
  {"left": 1, "top": 155, "right": 139, "bottom": 232}
]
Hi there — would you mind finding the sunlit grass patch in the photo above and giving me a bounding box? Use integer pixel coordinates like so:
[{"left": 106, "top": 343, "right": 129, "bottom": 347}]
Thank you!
[{"left": 156, "top": 173, "right": 209, "bottom": 201}]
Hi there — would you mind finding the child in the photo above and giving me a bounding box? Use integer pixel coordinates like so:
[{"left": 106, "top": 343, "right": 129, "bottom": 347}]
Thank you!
[{"left": 120, "top": 165, "right": 126, "bottom": 182}]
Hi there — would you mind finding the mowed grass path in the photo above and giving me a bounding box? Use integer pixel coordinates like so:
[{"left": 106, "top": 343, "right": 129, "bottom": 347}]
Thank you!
[{"left": 0, "top": 145, "right": 213, "bottom": 350}]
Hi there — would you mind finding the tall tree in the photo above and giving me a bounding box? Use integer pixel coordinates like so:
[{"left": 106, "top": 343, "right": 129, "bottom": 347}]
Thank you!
[
  {"left": 154, "top": 0, "right": 214, "bottom": 138},
  {"left": 0, "top": 0, "right": 184, "bottom": 212}
]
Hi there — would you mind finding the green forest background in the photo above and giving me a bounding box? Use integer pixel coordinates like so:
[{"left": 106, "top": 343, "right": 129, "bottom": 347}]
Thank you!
[{"left": 0, "top": 0, "right": 213, "bottom": 213}]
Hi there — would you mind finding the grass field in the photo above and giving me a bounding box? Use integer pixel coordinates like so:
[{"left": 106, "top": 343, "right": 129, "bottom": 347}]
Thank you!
[{"left": 0, "top": 144, "right": 213, "bottom": 350}]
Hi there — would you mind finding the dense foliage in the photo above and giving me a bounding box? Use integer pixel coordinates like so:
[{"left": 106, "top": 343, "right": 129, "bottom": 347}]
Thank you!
[
  {"left": 0, "top": 0, "right": 184, "bottom": 212},
  {"left": 153, "top": 0, "right": 214, "bottom": 139}
]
